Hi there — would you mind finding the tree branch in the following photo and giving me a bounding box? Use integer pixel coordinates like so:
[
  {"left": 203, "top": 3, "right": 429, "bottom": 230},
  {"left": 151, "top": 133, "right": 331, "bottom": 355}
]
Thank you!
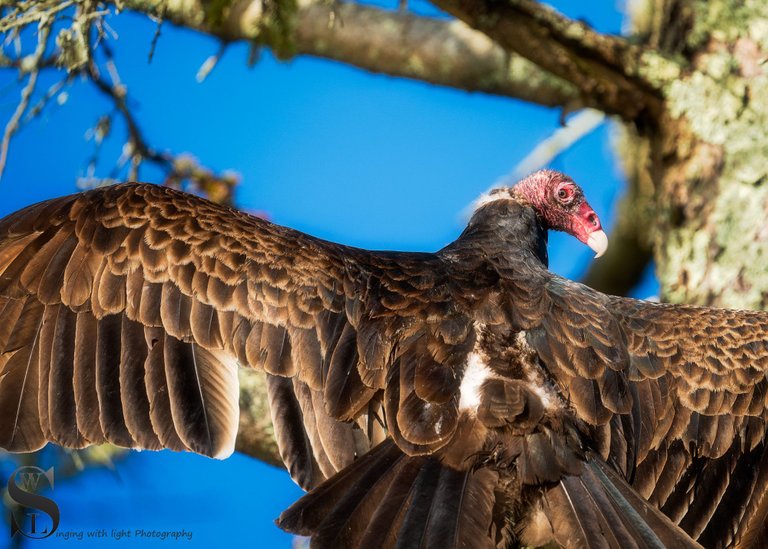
[
  {"left": 0, "top": 18, "right": 51, "bottom": 179},
  {"left": 581, "top": 194, "right": 653, "bottom": 296},
  {"left": 428, "top": 0, "right": 681, "bottom": 121},
  {"left": 235, "top": 369, "right": 282, "bottom": 466},
  {"left": 119, "top": 0, "right": 582, "bottom": 108},
  {"left": 582, "top": 125, "right": 655, "bottom": 296}
]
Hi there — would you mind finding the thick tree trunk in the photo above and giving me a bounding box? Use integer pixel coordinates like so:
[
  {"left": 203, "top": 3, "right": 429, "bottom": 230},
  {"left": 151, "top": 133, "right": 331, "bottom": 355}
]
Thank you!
[{"left": 632, "top": 1, "right": 768, "bottom": 310}]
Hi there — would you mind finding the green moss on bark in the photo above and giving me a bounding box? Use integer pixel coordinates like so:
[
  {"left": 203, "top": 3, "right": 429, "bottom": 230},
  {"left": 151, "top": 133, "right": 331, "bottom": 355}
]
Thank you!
[{"left": 651, "top": 1, "right": 768, "bottom": 309}]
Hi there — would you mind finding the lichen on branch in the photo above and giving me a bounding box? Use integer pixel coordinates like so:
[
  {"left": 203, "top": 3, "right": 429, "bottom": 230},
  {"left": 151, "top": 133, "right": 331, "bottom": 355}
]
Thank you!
[
  {"left": 653, "top": 1, "right": 768, "bottom": 309},
  {"left": 119, "top": 0, "right": 581, "bottom": 107}
]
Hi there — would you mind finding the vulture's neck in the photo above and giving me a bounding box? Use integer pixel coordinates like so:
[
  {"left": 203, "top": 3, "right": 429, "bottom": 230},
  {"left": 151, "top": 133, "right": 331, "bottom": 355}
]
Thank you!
[{"left": 441, "top": 200, "right": 549, "bottom": 269}]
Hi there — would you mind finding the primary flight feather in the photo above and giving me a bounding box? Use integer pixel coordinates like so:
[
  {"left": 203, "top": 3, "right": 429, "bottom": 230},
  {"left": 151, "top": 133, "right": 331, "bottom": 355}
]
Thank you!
[{"left": 0, "top": 170, "right": 765, "bottom": 548}]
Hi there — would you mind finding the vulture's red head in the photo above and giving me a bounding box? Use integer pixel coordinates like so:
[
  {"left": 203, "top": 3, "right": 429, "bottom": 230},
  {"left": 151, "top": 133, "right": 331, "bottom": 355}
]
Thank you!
[{"left": 478, "top": 169, "right": 608, "bottom": 258}]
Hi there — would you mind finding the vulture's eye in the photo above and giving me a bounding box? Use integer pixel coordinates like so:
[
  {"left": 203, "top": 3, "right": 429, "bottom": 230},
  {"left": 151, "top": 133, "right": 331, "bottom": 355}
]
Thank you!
[{"left": 556, "top": 186, "right": 574, "bottom": 203}]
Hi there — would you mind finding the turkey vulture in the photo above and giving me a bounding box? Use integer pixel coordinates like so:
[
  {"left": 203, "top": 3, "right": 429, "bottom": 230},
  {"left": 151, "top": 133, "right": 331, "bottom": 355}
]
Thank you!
[{"left": 0, "top": 170, "right": 765, "bottom": 548}]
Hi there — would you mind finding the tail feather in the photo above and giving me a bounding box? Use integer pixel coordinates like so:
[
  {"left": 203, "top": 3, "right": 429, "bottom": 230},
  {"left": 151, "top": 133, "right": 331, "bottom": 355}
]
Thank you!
[
  {"left": 592, "top": 458, "right": 701, "bottom": 548},
  {"left": 280, "top": 443, "right": 702, "bottom": 549},
  {"left": 393, "top": 459, "right": 443, "bottom": 548},
  {"left": 569, "top": 472, "right": 638, "bottom": 548},
  {"left": 423, "top": 466, "right": 497, "bottom": 549},
  {"left": 543, "top": 473, "right": 613, "bottom": 549},
  {"left": 357, "top": 457, "right": 425, "bottom": 547},
  {"left": 543, "top": 455, "right": 701, "bottom": 549},
  {"left": 277, "top": 439, "right": 403, "bottom": 537},
  {"left": 278, "top": 439, "right": 496, "bottom": 549},
  {"left": 313, "top": 450, "right": 411, "bottom": 547}
]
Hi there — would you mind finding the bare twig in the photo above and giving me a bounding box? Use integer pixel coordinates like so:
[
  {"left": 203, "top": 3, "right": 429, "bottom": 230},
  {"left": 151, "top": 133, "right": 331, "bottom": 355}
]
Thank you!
[
  {"left": 86, "top": 61, "right": 171, "bottom": 166},
  {"left": 147, "top": 16, "right": 163, "bottom": 63},
  {"left": 0, "top": 71, "right": 37, "bottom": 178},
  {"left": 23, "top": 76, "right": 71, "bottom": 124},
  {"left": 0, "top": 21, "right": 50, "bottom": 179},
  {"left": 84, "top": 53, "right": 238, "bottom": 202}
]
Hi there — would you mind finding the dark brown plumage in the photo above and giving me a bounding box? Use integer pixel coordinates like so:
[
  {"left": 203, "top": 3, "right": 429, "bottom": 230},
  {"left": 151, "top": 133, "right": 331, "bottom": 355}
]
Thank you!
[{"left": 0, "top": 170, "right": 765, "bottom": 548}]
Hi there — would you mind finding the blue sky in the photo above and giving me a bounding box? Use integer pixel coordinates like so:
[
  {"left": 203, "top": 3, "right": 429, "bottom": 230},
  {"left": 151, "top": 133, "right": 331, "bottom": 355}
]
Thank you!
[{"left": 0, "top": 1, "right": 652, "bottom": 547}]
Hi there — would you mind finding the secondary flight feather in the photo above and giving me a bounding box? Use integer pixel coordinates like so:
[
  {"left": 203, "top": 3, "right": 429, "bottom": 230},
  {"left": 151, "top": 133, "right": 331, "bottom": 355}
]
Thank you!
[{"left": 0, "top": 170, "right": 765, "bottom": 548}]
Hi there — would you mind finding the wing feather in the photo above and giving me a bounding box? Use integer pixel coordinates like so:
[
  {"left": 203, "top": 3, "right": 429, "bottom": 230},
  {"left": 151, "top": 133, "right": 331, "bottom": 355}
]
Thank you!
[
  {"left": 521, "top": 273, "right": 768, "bottom": 547},
  {"left": 96, "top": 313, "right": 133, "bottom": 446},
  {"left": 144, "top": 329, "right": 187, "bottom": 452},
  {"left": 48, "top": 304, "right": 83, "bottom": 447},
  {"left": 265, "top": 373, "right": 324, "bottom": 490},
  {"left": 0, "top": 184, "right": 466, "bottom": 488},
  {"left": 0, "top": 297, "right": 44, "bottom": 451},
  {"left": 73, "top": 311, "right": 103, "bottom": 443},
  {"left": 119, "top": 316, "right": 161, "bottom": 450}
]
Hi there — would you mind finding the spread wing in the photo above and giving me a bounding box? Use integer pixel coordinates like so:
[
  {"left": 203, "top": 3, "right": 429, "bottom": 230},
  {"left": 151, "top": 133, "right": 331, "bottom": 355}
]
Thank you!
[
  {"left": 513, "top": 271, "right": 768, "bottom": 548},
  {"left": 0, "top": 183, "right": 477, "bottom": 488}
]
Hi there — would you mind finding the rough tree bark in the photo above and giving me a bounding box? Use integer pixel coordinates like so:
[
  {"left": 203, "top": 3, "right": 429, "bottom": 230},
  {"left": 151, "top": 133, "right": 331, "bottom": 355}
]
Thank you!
[{"left": 640, "top": 1, "right": 768, "bottom": 311}]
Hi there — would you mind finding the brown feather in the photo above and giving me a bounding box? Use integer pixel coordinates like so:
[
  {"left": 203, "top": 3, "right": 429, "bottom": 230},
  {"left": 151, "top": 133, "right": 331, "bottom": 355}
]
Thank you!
[
  {"left": 37, "top": 236, "right": 78, "bottom": 305},
  {"left": 0, "top": 298, "right": 45, "bottom": 452},
  {"left": 265, "top": 373, "right": 324, "bottom": 490},
  {"left": 162, "top": 338, "right": 238, "bottom": 458},
  {"left": 119, "top": 317, "right": 162, "bottom": 450},
  {"left": 309, "top": 386, "right": 363, "bottom": 470},
  {"left": 244, "top": 322, "right": 264, "bottom": 368},
  {"left": 93, "top": 267, "right": 126, "bottom": 317},
  {"left": 47, "top": 305, "right": 83, "bottom": 447},
  {"left": 138, "top": 281, "right": 163, "bottom": 327},
  {"left": 291, "top": 378, "right": 338, "bottom": 479},
  {"left": 227, "top": 314, "right": 251, "bottom": 366},
  {"left": 73, "top": 311, "right": 104, "bottom": 443},
  {"left": 143, "top": 330, "right": 187, "bottom": 452},
  {"left": 357, "top": 457, "right": 425, "bottom": 547},
  {"left": 0, "top": 296, "right": 26, "bottom": 351},
  {"left": 289, "top": 327, "right": 322, "bottom": 389},
  {"left": 36, "top": 304, "right": 59, "bottom": 440},
  {"left": 89, "top": 221, "right": 130, "bottom": 255},
  {"left": 259, "top": 323, "right": 294, "bottom": 376},
  {"left": 0, "top": 232, "right": 43, "bottom": 281},
  {"left": 569, "top": 376, "right": 612, "bottom": 425},
  {"left": 189, "top": 300, "right": 224, "bottom": 349},
  {"left": 18, "top": 228, "right": 70, "bottom": 299},
  {"left": 95, "top": 313, "right": 134, "bottom": 447},
  {"left": 61, "top": 243, "right": 102, "bottom": 309},
  {"left": 159, "top": 281, "right": 192, "bottom": 340},
  {"left": 278, "top": 439, "right": 405, "bottom": 539},
  {"left": 324, "top": 322, "right": 375, "bottom": 420},
  {"left": 125, "top": 268, "right": 144, "bottom": 320}
]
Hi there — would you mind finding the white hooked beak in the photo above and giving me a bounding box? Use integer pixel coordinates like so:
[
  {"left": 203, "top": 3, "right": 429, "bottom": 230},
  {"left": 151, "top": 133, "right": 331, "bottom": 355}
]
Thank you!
[{"left": 586, "top": 230, "right": 608, "bottom": 258}]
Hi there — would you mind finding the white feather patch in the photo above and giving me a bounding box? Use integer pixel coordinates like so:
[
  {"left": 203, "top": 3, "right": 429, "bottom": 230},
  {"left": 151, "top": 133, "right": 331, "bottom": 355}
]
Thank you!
[
  {"left": 458, "top": 351, "right": 493, "bottom": 413},
  {"left": 469, "top": 189, "right": 511, "bottom": 214}
]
